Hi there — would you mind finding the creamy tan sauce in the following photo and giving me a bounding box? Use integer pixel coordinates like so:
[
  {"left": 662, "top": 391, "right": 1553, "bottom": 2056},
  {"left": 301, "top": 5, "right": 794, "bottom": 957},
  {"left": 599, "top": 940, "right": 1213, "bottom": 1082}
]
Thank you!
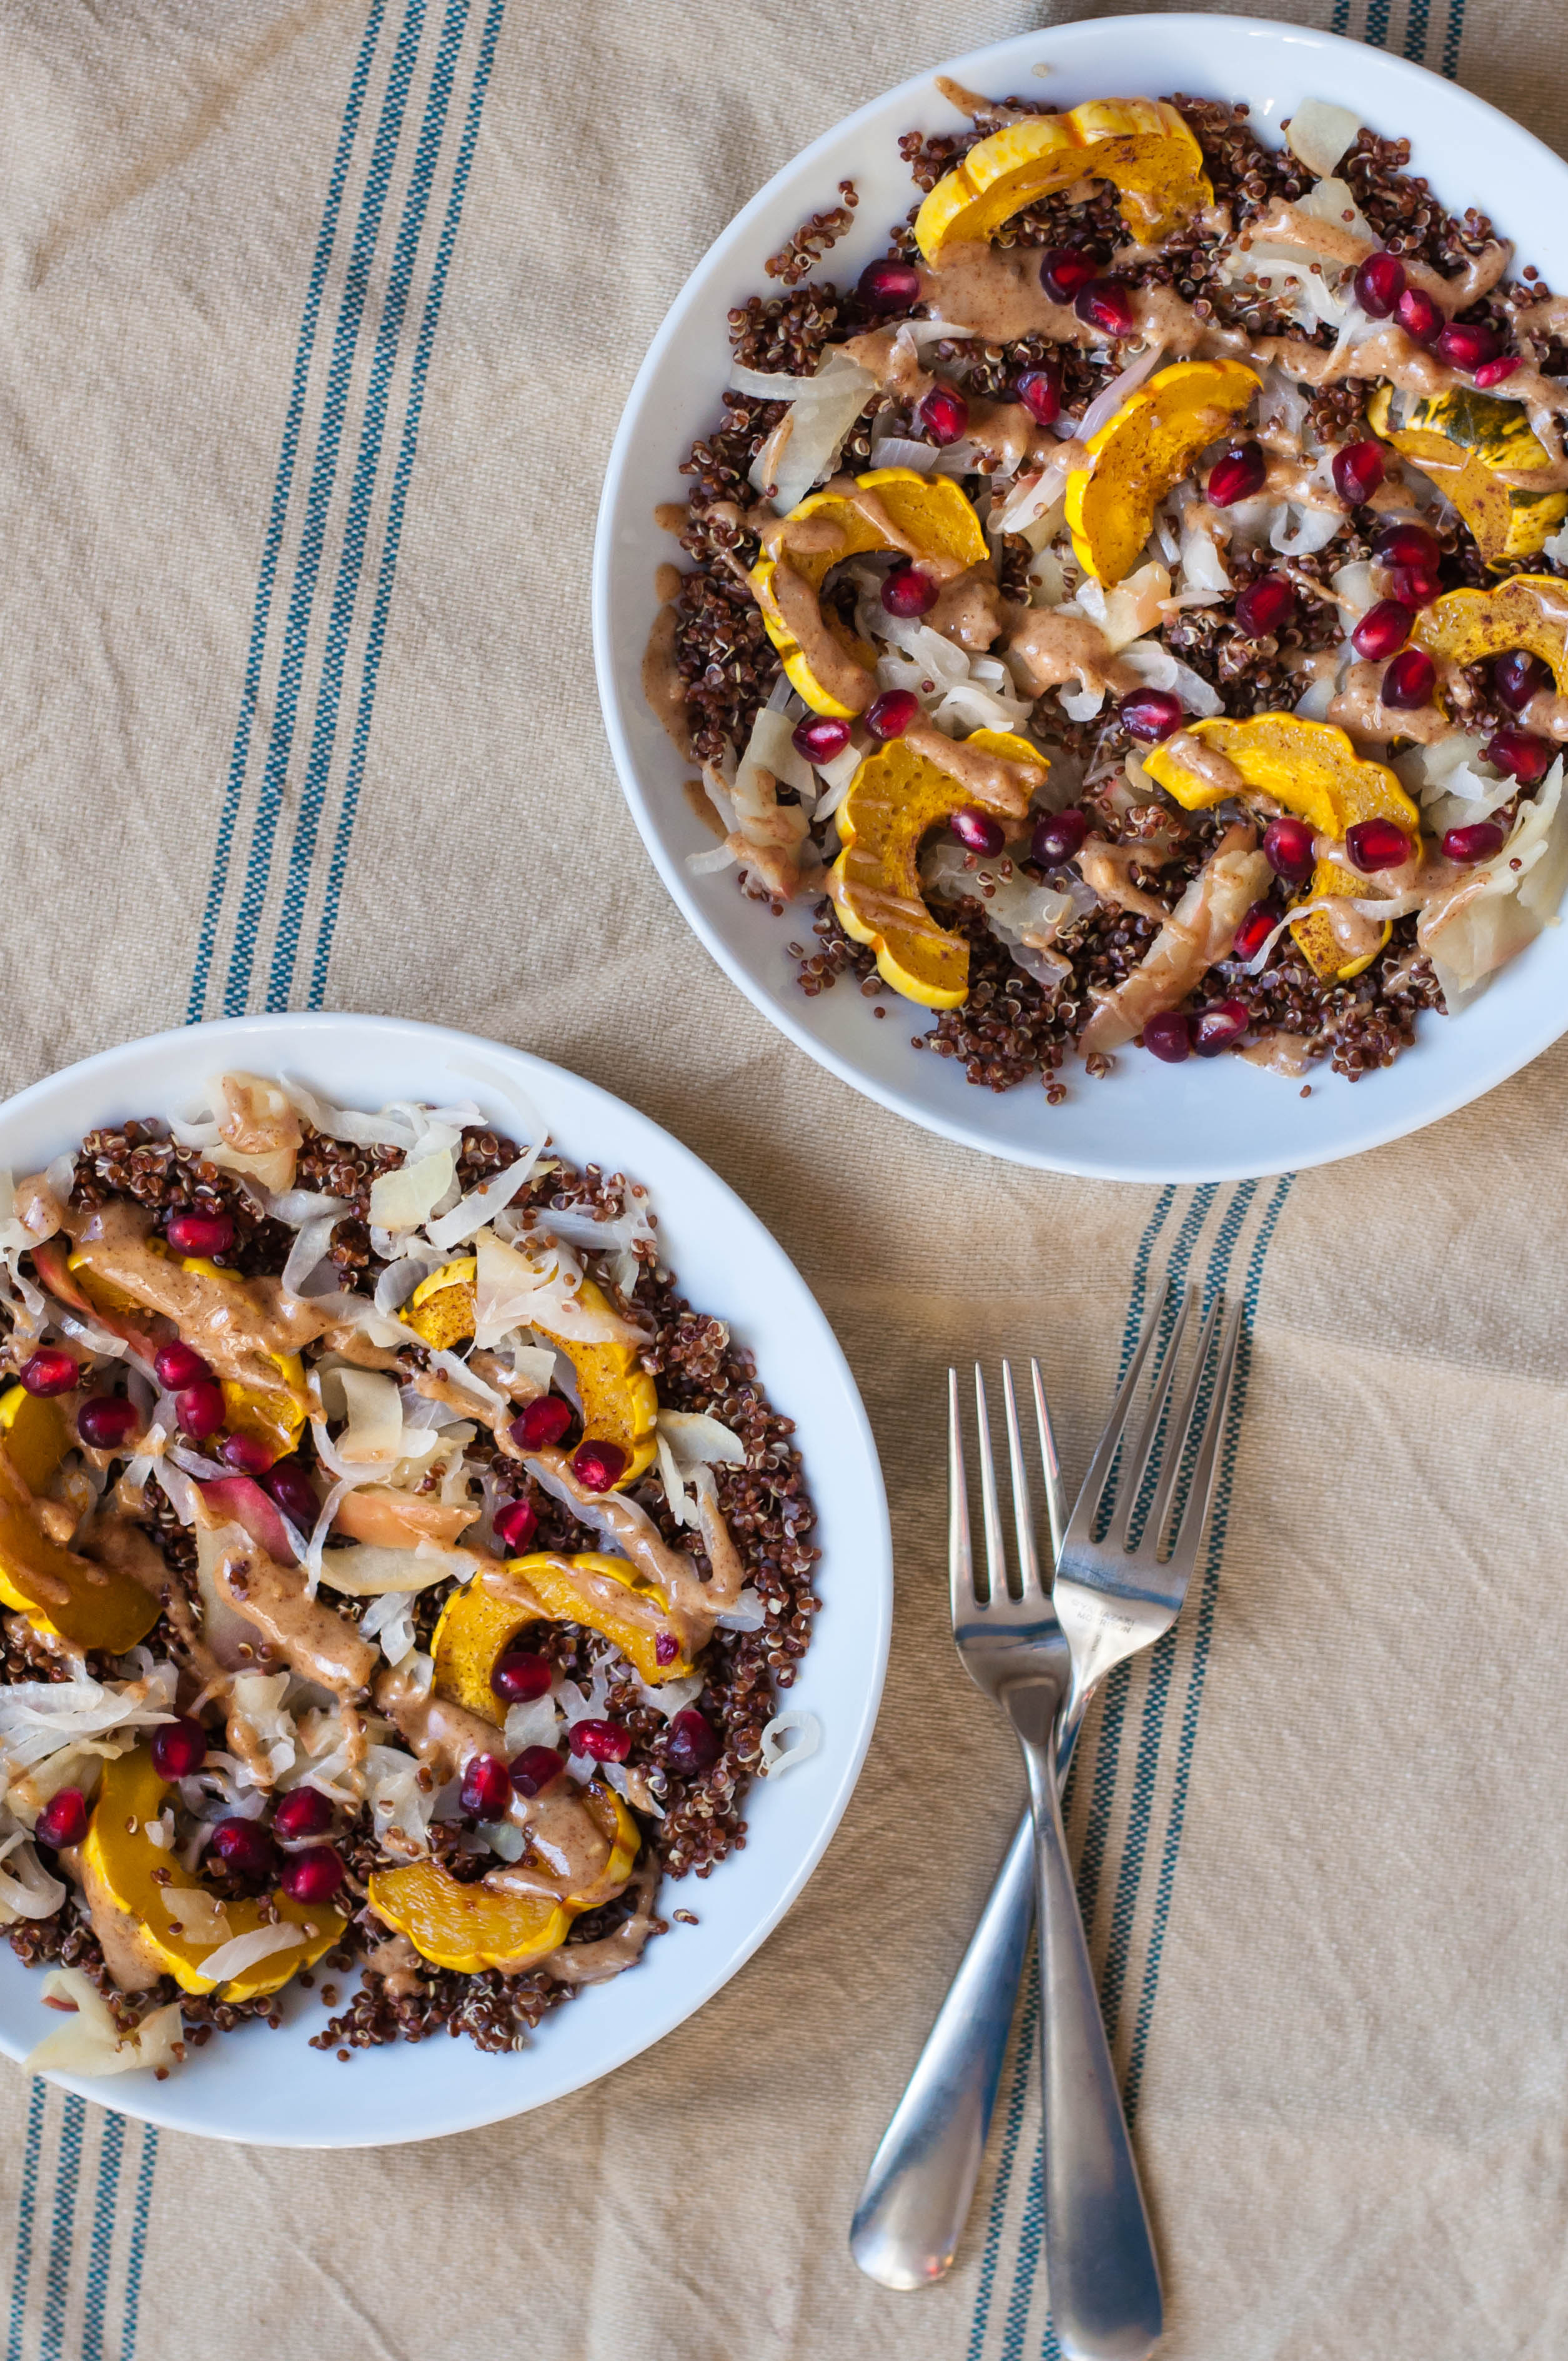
[
  {"left": 642, "top": 604, "right": 691, "bottom": 757},
  {"left": 523, "top": 1446, "right": 743, "bottom": 1641},
  {"left": 841, "top": 324, "right": 933, "bottom": 402},
  {"left": 927, "top": 567, "right": 1008, "bottom": 652},
  {"left": 1005, "top": 608, "right": 1135, "bottom": 703},
  {"left": 1076, "top": 837, "right": 1175, "bottom": 928},
  {"left": 1240, "top": 1032, "right": 1316, "bottom": 1076},
  {"left": 765, "top": 562, "right": 875, "bottom": 713},
  {"left": 966, "top": 397, "right": 1053, "bottom": 477},
  {"left": 653, "top": 561, "right": 683, "bottom": 604},
  {"left": 762, "top": 513, "right": 847, "bottom": 562},
  {"left": 1523, "top": 686, "right": 1568, "bottom": 741},
  {"left": 334, "top": 1488, "right": 477, "bottom": 1551},
  {"left": 905, "top": 715, "right": 1043, "bottom": 818},
  {"left": 1164, "top": 730, "right": 1249, "bottom": 801},
  {"left": 537, "top": 1858, "right": 662, "bottom": 1986},
  {"left": 1328, "top": 659, "right": 1450, "bottom": 745},
  {"left": 1081, "top": 825, "right": 1271, "bottom": 1052},
  {"left": 654, "top": 501, "right": 688, "bottom": 535},
  {"left": 212, "top": 1538, "right": 377, "bottom": 1697}
]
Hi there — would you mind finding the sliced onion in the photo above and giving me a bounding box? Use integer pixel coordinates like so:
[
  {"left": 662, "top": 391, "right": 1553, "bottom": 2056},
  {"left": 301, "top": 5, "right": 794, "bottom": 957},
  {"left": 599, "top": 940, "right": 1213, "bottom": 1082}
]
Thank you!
[
  {"left": 1076, "top": 344, "right": 1167, "bottom": 443},
  {"left": 760, "top": 1709, "right": 822, "bottom": 1776},
  {"left": 368, "top": 1146, "right": 455, "bottom": 1235},
  {"left": 197, "top": 1922, "right": 303, "bottom": 1987}
]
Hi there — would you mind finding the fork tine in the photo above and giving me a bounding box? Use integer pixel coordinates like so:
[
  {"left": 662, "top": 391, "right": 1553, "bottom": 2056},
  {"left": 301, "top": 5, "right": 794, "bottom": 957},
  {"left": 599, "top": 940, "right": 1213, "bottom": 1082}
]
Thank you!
[
  {"left": 1138, "top": 1288, "right": 1224, "bottom": 1561},
  {"left": 1029, "top": 1359, "right": 1064, "bottom": 1570},
  {"left": 948, "top": 1369, "right": 974, "bottom": 1619},
  {"left": 1001, "top": 1363, "right": 1043, "bottom": 1599},
  {"left": 1162, "top": 1296, "right": 1244, "bottom": 1591},
  {"left": 1114, "top": 1285, "right": 1197, "bottom": 1551},
  {"left": 973, "top": 1366, "right": 1008, "bottom": 1601},
  {"left": 1060, "top": 1275, "right": 1173, "bottom": 1550}
]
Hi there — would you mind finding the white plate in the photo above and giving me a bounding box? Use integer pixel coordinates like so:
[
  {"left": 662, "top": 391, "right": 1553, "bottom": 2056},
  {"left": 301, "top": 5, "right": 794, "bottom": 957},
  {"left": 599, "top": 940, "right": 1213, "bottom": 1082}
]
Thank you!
[
  {"left": 593, "top": 13, "right": 1568, "bottom": 1181},
  {"left": 0, "top": 1012, "right": 891, "bottom": 2146}
]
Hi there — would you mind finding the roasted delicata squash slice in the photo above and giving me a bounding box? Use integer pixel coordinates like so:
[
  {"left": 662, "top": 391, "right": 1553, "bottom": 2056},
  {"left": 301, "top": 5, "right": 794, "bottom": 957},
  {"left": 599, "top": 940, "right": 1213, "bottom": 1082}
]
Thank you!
[
  {"left": 1144, "top": 713, "right": 1421, "bottom": 982},
  {"left": 407, "top": 1256, "right": 480, "bottom": 1351},
  {"left": 1064, "top": 360, "right": 1259, "bottom": 586},
  {"left": 1412, "top": 574, "right": 1568, "bottom": 694},
  {"left": 748, "top": 569, "right": 877, "bottom": 717},
  {"left": 1368, "top": 386, "right": 1568, "bottom": 567},
  {"left": 829, "top": 730, "right": 1046, "bottom": 1007},
  {"left": 176, "top": 1255, "right": 307, "bottom": 1464},
  {"left": 0, "top": 1389, "right": 160, "bottom": 1652},
  {"left": 915, "top": 98, "right": 1213, "bottom": 264},
  {"left": 367, "top": 1787, "right": 640, "bottom": 1972},
  {"left": 82, "top": 1748, "right": 344, "bottom": 1997},
  {"left": 433, "top": 1554, "right": 691, "bottom": 1712}
]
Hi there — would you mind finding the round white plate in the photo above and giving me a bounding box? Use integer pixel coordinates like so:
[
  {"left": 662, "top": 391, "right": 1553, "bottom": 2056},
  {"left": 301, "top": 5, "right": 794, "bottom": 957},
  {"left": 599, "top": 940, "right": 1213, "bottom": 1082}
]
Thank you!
[
  {"left": 0, "top": 1012, "right": 891, "bottom": 2146},
  {"left": 593, "top": 14, "right": 1568, "bottom": 1181}
]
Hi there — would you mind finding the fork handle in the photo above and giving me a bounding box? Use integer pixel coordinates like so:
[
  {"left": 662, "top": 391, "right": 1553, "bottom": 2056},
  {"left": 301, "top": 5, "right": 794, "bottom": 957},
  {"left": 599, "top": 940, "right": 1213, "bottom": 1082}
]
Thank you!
[{"left": 1022, "top": 1727, "right": 1163, "bottom": 2361}]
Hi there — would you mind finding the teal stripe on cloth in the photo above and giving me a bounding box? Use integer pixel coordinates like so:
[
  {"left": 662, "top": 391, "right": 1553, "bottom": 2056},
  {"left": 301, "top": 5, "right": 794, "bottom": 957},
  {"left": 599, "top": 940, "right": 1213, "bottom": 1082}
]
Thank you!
[
  {"left": 37, "top": 2094, "right": 84, "bottom": 2361},
  {"left": 77, "top": 2110, "right": 123, "bottom": 2361},
  {"left": 120, "top": 2125, "right": 157, "bottom": 2361},
  {"left": 5, "top": 2079, "right": 45, "bottom": 2361},
  {"left": 1441, "top": 0, "right": 1466, "bottom": 77}
]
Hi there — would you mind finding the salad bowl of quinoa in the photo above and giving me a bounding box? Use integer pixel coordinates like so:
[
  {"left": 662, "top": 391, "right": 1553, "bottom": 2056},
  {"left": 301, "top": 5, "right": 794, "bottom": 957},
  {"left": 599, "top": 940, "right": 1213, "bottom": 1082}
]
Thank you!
[
  {"left": 0, "top": 1013, "right": 890, "bottom": 2146},
  {"left": 594, "top": 17, "right": 1568, "bottom": 1180}
]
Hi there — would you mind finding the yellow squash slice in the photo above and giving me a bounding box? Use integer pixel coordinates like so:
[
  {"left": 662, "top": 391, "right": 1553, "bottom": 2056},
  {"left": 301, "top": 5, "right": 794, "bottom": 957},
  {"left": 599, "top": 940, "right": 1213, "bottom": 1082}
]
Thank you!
[
  {"left": 1412, "top": 574, "right": 1568, "bottom": 695},
  {"left": 367, "top": 1787, "right": 640, "bottom": 1972},
  {"left": 1064, "top": 359, "right": 1259, "bottom": 586},
  {"left": 1368, "top": 385, "right": 1568, "bottom": 567},
  {"left": 915, "top": 99, "right": 1213, "bottom": 264},
  {"left": 0, "top": 1389, "right": 160, "bottom": 1653}
]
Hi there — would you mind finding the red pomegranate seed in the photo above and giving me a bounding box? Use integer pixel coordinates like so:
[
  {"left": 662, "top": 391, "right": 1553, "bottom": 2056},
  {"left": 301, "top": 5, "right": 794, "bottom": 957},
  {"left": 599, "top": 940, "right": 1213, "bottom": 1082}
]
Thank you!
[
  {"left": 1486, "top": 725, "right": 1552, "bottom": 784},
  {"left": 151, "top": 1717, "right": 208, "bottom": 1781},
  {"left": 1474, "top": 356, "right": 1522, "bottom": 389},
  {"left": 572, "top": 1440, "right": 627, "bottom": 1493},
  {"left": 1016, "top": 366, "right": 1060, "bottom": 426},
  {"left": 1386, "top": 564, "right": 1441, "bottom": 609},
  {"left": 570, "top": 1718, "right": 632, "bottom": 1764},
  {"left": 916, "top": 385, "right": 969, "bottom": 445},
  {"left": 1352, "top": 599, "right": 1414, "bottom": 661},
  {"left": 176, "top": 1377, "right": 226, "bottom": 1441},
  {"left": 1040, "top": 247, "right": 1097, "bottom": 302},
  {"left": 209, "top": 1817, "right": 278, "bottom": 1882},
  {"left": 791, "top": 714, "right": 851, "bottom": 765},
  {"left": 1442, "top": 820, "right": 1507, "bottom": 863},
  {"left": 1331, "top": 440, "right": 1385, "bottom": 505},
  {"left": 459, "top": 1752, "right": 513, "bottom": 1819},
  {"left": 492, "top": 1650, "right": 552, "bottom": 1705},
  {"left": 881, "top": 564, "right": 938, "bottom": 618},
  {"left": 76, "top": 1395, "right": 137, "bottom": 1449},
  {"left": 20, "top": 1349, "right": 79, "bottom": 1398},
  {"left": 1206, "top": 444, "right": 1266, "bottom": 506},
  {"left": 1396, "top": 286, "right": 1442, "bottom": 345},
  {"left": 1495, "top": 650, "right": 1549, "bottom": 711},
  {"left": 219, "top": 1432, "right": 274, "bottom": 1475},
  {"left": 1142, "top": 1010, "right": 1192, "bottom": 1063},
  {"left": 1118, "top": 688, "right": 1184, "bottom": 743},
  {"left": 492, "top": 1496, "right": 538, "bottom": 1554},
  {"left": 510, "top": 1746, "right": 565, "bottom": 1797},
  {"left": 665, "top": 1708, "right": 720, "bottom": 1777},
  {"left": 1031, "top": 807, "right": 1089, "bottom": 865},
  {"left": 1346, "top": 817, "right": 1413, "bottom": 872},
  {"left": 166, "top": 1211, "right": 234, "bottom": 1258},
  {"left": 1231, "top": 900, "right": 1283, "bottom": 965},
  {"left": 510, "top": 1396, "right": 572, "bottom": 1452},
  {"left": 1191, "top": 998, "right": 1250, "bottom": 1057},
  {"left": 279, "top": 1846, "right": 344, "bottom": 1904},
  {"left": 950, "top": 808, "right": 1005, "bottom": 855},
  {"left": 1075, "top": 277, "right": 1136, "bottom": 338},
  {"left": 35, "top": 1789, "right": 89, "bottom": 1848},
  {"left": 263, "top": 1458, "right": 319, "bottom": 1531},
  {"left": 1373, "top": 521, "right": 1441, "bottom": 571},
  {"left": 1380, "top": 649, "right": 1436, "bottom": 710},
  {"left": 866, "top": 688, "right": 919, "bottom": 740},
  {"left": 1264, "top": 816, "right": 1317, "bottom": 883},
  {"left": 857, "top": 258, "right": 921, "bottom": 314},
  {"left": 1353, "top": 252, "right": 1406, "bottom": 317},
  {"left": 655, "top": 1632, "right": 678, "bottom": 1666},
  {"left": 273, "top": 1786, "right": 334, "bottom": 1841},
  {"left": 1234, "top": 574, "right": 1295, "bottom": 638},
  {"left": 154, "top": 1338, "right": 210, "bottom": 1391},
  {"left": 1435, "top": 320, "right": 1499, "bottom": 372}
]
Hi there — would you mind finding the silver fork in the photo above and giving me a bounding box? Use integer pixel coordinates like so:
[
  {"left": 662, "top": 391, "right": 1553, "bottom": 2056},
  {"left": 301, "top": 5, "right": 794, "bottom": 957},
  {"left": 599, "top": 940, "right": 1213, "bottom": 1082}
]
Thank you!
[{"left": 850, "top": 1286, "right": 1244, "bottom": 2332}]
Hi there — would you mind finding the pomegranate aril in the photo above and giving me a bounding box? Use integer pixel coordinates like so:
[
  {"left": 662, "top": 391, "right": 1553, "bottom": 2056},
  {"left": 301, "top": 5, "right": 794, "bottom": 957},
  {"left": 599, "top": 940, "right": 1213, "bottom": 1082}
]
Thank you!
[
  {"left": 176, "top": 1377, "right": 226, "bottom": 1441},
  {"left": 1234, "top": 574, "right": 1295, "bottom": 638},
  {"left": 1264, "top": 816, "right": 1317, "bottom": 884},
  {"left": 665, "top": 1708, "right": 720, "bottom": 1777},
  {"left": 1373, "top": 521, "right": 1441, "bottom": 571},
  {"left": 263, "top": 1458, "right": 319, "bottom": 1531},
  {"left": 20, "top": 1349, "right": 78, "bottom": 1398},
  {"left": 881, "top": 564, "right": 938, "bottom": 618},
  {"left": 1353, "top": 252, "right": 1406, "bottom": 318},
  {"left": 570, "top": 1718, "right": 632, "bottom": 1764},
  {"left": 209, "top": 1817, "right": 278, "bottom": 1882},
  {"left": 151, "top": 1717, "right": 207, "bottom": 1780},
  {"left": 1074, "top": 277, "right": 1136, "bottom": 338},
  {"left": 219, "top": 1432, "right": 274, "bottom": 1475},
  {"left": 77, "top": 1394, "right": 137, "bottom": 1449},
  {"left": 1331, "top": 440, "right": 1385, "bottom": 505},
  {"left": 1435, "top": 320, "right": 1499, "bottom": 372},
  {"left": 1142, "top": 1010, "right": 1192, "bottom": 1063},
  {"left": 1474, "top": 356, "right": 1522, "bottom": 389},
  {"left": 950, "top": 807, "right": 1005, "bottom": 855},
  {"left": 1191, "top": 998, "right": 1250, "bottom": 1057},
  {"left": 1485, "top": 725, "right": 1552, "bottom": 785},
  {"left": 866, "top": 688, "right": 919, "bottom": 740},
  {"left": 35, "top": 1789, "right": 89, "bottom": 1848},
  {"left": 154, "top": 1338, "right": 211, "bottom": 1391},
  {"left": 1206, "top": 443, "right": 1266, "bottom": 506},
  {"left": 1380, "top": 649, "right": 1437, "bottom": 711},
  {"left": 1231, "top": 900, "right": 1283, "bottom": 965},
  {"left": 1442, "top": 820, "right": 1507, "bottom": 863},
  {"left": 857, "top": 258, "right": 920, "bottom": 314},
  {"left": 1118, "top": 687, "right": 1184, "bottom": 743},
  {"left": 491, "top": 1649, "right": 552, "bottom": 1705},
  {"left": 1352, "top": 599, "right": 1414, "bottom": 662},
  {"left": 1386, "top": 564, "right": 1441, "bottom": 609},
  {"left": 915, "top": 385, "right": 969, "bottom": 446},
  {"left": 279, "top": 1846, "right": 344, "bottom": 1904},
  {"left": 791, "top": 714, "right": 851, "bottom": 765},
  {"left": 273, "top": 1786, "right": 334, "bottom": 1841},
  {"left": 572, "top": 1440, "right": 627, "bottom": 1493},
  {"left": 459, "top": 1752, "right": 514, "bottom": 1820},
  {"left": 1494, "top": 650, "right": 1549, "bottom": 711},
  {"left": 1040, "top": 247, "right": 1097, "bottom": 302},
  {"left": 166, "top": 1211, "right": 234, "bottom": 1258},
  {"left": 1016, "top": 366, "right": 1060, "bottom": 426},
  {"left": 655, "top": 1632, "right": 678, "bottom": 1666},
  {"left": 510, "top": 1746, "right": 565, "bottom": 1797},
  {"left": 1031, "top": 807, "right": 1089, "bottom": 865},
  {"left": 492, "top": 1496, "right": 538, "bottom": 1554},
  {"left": 1396, "top": 286, "right": 1442, "bottom": 345},
  {"left": 511, "top": 1395, "right": 572, "bottom": 1452},
  {"left": 1346, "top": 817, "right": 1413, "bottom": 872}
]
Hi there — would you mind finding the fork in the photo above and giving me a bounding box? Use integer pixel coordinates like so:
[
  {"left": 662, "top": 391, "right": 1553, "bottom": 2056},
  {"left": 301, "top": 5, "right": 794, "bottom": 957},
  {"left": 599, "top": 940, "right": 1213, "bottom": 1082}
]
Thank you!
[{"left": 850, "top": 1285, "right": 1244, "bottom": 2339}]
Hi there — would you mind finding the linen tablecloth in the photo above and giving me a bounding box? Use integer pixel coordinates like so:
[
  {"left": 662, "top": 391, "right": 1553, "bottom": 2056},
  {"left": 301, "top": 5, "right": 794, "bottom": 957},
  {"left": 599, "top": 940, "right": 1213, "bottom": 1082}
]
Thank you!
[{"left": 2, "top": 2, "right": 1567, "bottom": 2354}]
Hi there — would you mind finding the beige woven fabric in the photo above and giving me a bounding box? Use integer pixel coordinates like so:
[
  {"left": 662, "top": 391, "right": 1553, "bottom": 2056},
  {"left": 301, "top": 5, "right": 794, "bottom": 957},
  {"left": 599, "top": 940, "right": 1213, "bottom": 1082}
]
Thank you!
[{"left": 2, "top": 3, "right": 1567, "bottom": 2356}]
